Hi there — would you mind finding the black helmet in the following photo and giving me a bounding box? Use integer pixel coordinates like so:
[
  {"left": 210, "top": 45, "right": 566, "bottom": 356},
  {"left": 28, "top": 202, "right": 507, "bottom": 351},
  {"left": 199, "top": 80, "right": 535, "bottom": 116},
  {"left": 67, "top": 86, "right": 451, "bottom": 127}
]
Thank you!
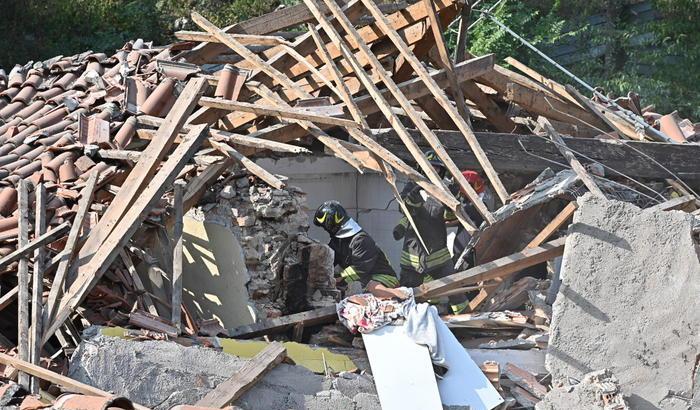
[
  {"left": 424, "top": 149, "right": 446, "bottom": 178},
  {"left": 314, "top": 200, "right": 349, "bottom": 236}
]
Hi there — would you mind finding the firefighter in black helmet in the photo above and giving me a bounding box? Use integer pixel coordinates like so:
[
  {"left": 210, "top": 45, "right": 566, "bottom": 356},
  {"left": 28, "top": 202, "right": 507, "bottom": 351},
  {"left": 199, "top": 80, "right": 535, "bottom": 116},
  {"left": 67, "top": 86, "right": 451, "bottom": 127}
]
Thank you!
[
  {"left": 314, "top": 200, "right": 404, "bottom": 299},
  {"left": 393, "top": 150, "right": 468, "bottom": 313}
]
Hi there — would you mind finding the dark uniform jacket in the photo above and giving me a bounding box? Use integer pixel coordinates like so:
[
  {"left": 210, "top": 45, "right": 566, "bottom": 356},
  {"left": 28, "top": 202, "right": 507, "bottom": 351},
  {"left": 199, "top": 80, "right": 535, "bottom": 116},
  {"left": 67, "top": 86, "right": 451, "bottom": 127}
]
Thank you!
[
  {"left": 329, "top": 231, "right": 398, "bottom": 288},
  {"left": 394, "top": 182, "right": 455, "bottom": 279}
]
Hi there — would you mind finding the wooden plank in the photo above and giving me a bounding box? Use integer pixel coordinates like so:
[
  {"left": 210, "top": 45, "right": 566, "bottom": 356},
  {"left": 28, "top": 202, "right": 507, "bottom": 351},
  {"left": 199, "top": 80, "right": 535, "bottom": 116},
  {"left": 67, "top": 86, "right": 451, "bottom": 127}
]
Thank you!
[
  {"left": 29, "top": 183, "right": 45, "bottom": 394},
  {"left": 75, "top": 78, "right": 207, "bottom": 276},
  {"left": 43, "top": 124, "right": 210, "bottom": 345},
  {"left": 0, "top": 221, "right": 70, "bottom": 269},
  {"left": 129, "top": 310, "right": 178, "bottom": 337},
  {"left": 539, "top": 117, "right": 606, "bottom": 198},
  {"left": 181, "top": 1, "right": 347, "bottom": 64},
  {"left": 98, "top": 149, "right": 142, "bottom": 162},
  {"left": 199, "top": 97, "right": 357, "bottom": 128},
  {"left": 196, "top": 342, "right": 287, "bottom": 407},
  {"left": 17, "top": 179, "right": 30, "bottom": 389},
  {"left": 209, "top": 140, "right": 285, "bottom": 189},
  {"left": 503, "top": 363, "right": 548, "bottom": 399},
  {"left": 174, "top": 31, "right": 291, "bottom": 46},
  {"left": 505, "top": 57, "right": 582, "bottom": 108},
  {"left": 526, "top": 202, "right": 577, "bottom": 248},
  {"left": 506, "top": 82, "right": 608, "bottom": 131},
  {"left": 454, "top": 5, "right": 470, "bottom": 63},
  {"left": 376, "top": 129, "right": 700, "bottom": 186},
  {"left": 305, "top": 0, "right": 476, "bottom": 231},
  {"left": 119, "top": 250, "right": 158, "bottom": 316},
  {"left": 227, "top": 306, "right": 337, "bottom": 339},
  {"left": 0, "top": 286, "right": 19, "bottom": 311},
  {"left": 360, "top": 0, "right": 502, "bottom": 219},
  {"left": 510, "top": 385, "right": 540, "bottom": 408},
  {"left": 171, "top": 180, "right": 185, "bottom": 333},
  {"left": 415, "top": 237, "right": 566, "bottom": 300},
  {"left": 44, "top": 172, "right": 98, "bottom": 321},
  {"left": 649, "top": 195, "right": 696, "bottom": 212},
  {"left": 460, "top": 80, "right": 517, "bottom": 133},
  {"left": 0, "top": 353, "right": 150, "bottom": 410}
]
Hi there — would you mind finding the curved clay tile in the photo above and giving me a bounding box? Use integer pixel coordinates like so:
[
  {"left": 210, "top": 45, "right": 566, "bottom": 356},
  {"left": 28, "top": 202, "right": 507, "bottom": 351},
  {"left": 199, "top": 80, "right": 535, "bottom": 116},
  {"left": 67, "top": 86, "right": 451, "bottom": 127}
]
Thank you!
[
  {"left": 7, "top": 65, "right": 25, "bottom": 87},
  {"left": 114, "top": 116, "right": 137, "bottom": 149},
  {"left": 0, "top": 86, "right": 20, "bottom": 101},
  {"left": 20, "top": 145, "right": 45, "bottom": 162},
  {"left": 32, "top": 107, "right": 68, "bottom": 129},
  {"left": 1, "top": 157, "right": 30, "bottom": 173},
  {"left": 0, "top": 101, "right": 26, "bottom": 121},
  {"left": 0, "top": 154, "right": 19, "bottom": 168},
  {"left": 15, "top": 100, "right": 45, "bottom": 120},
  {"left": 45, "top": 151, "right": 76, "bottom": 172},
  {"left": 8, "top": 124, "right": 39, "bottom": 145},
  {"left": 22, "top": 73, "right": 43, "bottom": 89},
  {"left": 36, "top": 87, "right": 64, "bottom": 101},
  {"left": 0, "top": 118, "right": 21, "bottom": 135},
  {"left": 10, "top": 143, "right": 34, "bottom": 157},
  {"left": 140, "top": 77, "right": 175, "bottom": 116},
  {"left": 13, "top": 159, "right": 42, "bottom": 178},
  {"left": 12, "top": 85, "right": 37, "bottom": 104},
  {"left": 21, "top": 104, "right": 54, "bottom": 125},
  {"left": 54, "top": 72, "right": 79, "bottom": 90},
  {"left": 58, "top": 158, "right": 78, "bottom": 183},
  {"left": 0, "top": 187, "right": 18, "bottom": 216}
]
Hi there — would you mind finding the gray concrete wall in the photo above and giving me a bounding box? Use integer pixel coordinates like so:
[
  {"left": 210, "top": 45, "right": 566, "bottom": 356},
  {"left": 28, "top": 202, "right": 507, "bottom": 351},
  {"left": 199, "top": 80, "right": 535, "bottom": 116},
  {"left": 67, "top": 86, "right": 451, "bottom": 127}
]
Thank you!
[{"left": 256, "top": 155, "right": 406, "bottom": 268}]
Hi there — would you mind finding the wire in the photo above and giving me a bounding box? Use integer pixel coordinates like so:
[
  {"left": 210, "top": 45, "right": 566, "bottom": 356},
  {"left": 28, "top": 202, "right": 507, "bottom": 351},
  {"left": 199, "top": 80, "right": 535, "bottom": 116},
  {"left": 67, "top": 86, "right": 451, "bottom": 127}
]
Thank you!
[{"left": 473, "top": 8, "right": 675, "bottom": 143}]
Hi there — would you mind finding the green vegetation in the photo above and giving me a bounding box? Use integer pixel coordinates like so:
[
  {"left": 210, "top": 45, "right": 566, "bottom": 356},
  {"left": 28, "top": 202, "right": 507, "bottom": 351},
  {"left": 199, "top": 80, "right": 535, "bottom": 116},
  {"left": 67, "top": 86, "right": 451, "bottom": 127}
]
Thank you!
[{"left": 1, "top": 0, "right": 697, "bottom": 119}]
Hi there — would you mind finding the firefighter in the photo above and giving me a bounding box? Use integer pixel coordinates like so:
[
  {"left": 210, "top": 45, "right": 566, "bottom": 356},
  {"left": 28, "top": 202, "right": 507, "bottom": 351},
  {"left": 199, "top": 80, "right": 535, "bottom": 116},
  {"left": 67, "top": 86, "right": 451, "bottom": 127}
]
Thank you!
[
  {"left": 314, "top": 200, "right": 405, "bottom": 299},
  {"left": 451, "top": 170, "right": 495, "bottom": 266},
  {"left": 393, "top": 150, "right": 468, "bottom": 314}
]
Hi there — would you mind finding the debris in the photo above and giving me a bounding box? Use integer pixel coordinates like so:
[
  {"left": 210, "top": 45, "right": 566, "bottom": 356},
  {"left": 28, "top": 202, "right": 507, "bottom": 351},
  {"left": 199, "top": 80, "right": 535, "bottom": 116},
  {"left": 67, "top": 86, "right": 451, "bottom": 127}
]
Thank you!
[{"left": 536, "top": 369, "right": 629, "bottom": 410}]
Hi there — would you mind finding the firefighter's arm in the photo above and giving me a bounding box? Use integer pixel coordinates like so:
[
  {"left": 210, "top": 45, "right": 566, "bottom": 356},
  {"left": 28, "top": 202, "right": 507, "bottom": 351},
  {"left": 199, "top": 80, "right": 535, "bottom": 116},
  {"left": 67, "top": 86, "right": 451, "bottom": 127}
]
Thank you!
[
  {"left": 393, "top": 217, "right": 408, "bottom": 240},
  {"left": 338, "top": 235, "right": 379, "bottom": 283},
  {"left": 366, "top": 281, "right": 408, "bottom": 300}
]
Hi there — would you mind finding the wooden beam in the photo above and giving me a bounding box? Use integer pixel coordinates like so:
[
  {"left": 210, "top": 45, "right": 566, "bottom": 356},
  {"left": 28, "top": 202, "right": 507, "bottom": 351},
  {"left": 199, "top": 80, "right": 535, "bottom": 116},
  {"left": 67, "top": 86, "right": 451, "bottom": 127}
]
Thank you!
[
  {"left": 505, "top": 57, "right": 581, "bottom": 108},
  {"left": 199, "top": 97, "right": 357, "bottom": 128},
  {"left": 648, "top": 195, "right": 696, "bottom": 212},
  {"left": 171, "top": 180, "right": 185, "bottom": 333},
  {"left": 175, "top": 31, "right": 292, "bottom": 46},
  {"left": 0, "top": 221, "right": 70, "bottom": 269},
  {"left": 375, "top": 129, "right": 700, "bottom": 186},
  {"left": 526, "top": 202, "right": 577, "bottom": 248},
  {"left": 505, "top": 82, "right": 608, "bottom": 130},
  {"left": 17, "top": 179, "right": 30, "bottom": 389},
  {"left": 360, "top": 0, "right": 504, "bottom": 217},
  {"left": 414, "top": 237, "right": 566, "bottom": 300},
  {"left": 0, "top": 286, "right": 19, "bottom": 312},
  {"left": 538, "top": 117, "right": 606, "bottom": 198},
  {"left": 29, "top": 183, "right": 45, "bottom": 394},
  {"left": 454, "top": 5, "right": 470, "bottom": 63},
  {"left": 227, "top": 306, "right": 337, "bottom": 339},
  {"left": 119, "top": 250, "right": 158, "bottom": 316},
  {"left": 209, "top": 140, "right": 285, "bottom": 190},
  {"left": 75, "top": 78, "right": 207, "bottom": 277},
  {"left": 305, "top": 0, "right": 476, "bottom": 231},
  {"left": 0, "top": 353, "right": 150, "bottom": 410},
  {"left": 44, "top": 171, "right": 98, "bottom": 321},
  {"left": 44, "top": 124, "right": 210, "bottom": 344},
  {"left": 196, "top": 342, "right": 287, "bottom": 407}
]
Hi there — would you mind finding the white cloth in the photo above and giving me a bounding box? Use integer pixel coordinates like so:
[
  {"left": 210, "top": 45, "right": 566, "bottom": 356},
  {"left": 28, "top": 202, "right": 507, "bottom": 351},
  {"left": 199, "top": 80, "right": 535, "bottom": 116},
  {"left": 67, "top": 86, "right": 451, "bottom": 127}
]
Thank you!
[{"left": 405, "top": 302, "right": 448, "bottom": 370}]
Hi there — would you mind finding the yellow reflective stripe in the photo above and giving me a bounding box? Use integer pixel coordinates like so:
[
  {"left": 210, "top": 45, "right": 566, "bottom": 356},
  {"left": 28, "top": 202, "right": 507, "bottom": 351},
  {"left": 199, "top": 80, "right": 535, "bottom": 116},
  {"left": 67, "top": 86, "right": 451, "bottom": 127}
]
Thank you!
[
  {"left": 397, "top": 217, "right": 408, "bottom": 228},
  {"left": 425, "top": 248, "right": 452, "bottom": 267},
  {"left": 371, "top": 274, "right": 399, "bottom": 288},
  {"left": 400, "top": 251, "right": 421, "bottom": 269},
  {"left": 404, "top": 198, "right": 421, "bottom": 207},
  {"left": 444, "top": 209, "right": 456, "bottom": 221},
  {"left": 451, "top": 302, "right": 469, "bottom": 314},
  {"left": 340, "top": 266, "right": 360, "bottom": 281},
  {"left": 422, "top": 274, "right": 435, "bottom": 283}
]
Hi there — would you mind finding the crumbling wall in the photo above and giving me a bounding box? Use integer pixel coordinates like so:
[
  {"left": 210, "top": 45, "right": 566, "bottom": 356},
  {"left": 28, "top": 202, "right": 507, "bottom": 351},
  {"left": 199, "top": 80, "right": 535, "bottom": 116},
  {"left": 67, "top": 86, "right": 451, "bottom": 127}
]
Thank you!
[
  {"left": 193, "top": 173, "right": 335, "bottom": 320},
  {"left": 68, "top": 330, "right": 379, "bottom": 410},
  {"left": 547, "top": 194, "right": 700, "bottom": 409}
]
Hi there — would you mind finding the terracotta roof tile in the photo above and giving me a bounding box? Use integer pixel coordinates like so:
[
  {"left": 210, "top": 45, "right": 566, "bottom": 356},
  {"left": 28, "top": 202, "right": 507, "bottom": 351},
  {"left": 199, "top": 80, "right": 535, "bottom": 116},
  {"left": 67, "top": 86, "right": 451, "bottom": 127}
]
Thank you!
[
  {"left": 36, "top": 87, "right": 64, "bottom": 101},
  {"left": 0, "top": 154, "right": 19, "bottom": 167},
  {"left": 0, "top": 101, "right": 25, "bottom": 119},
  {"left": 140, "top": 77, "right": 175, "bottom": 116},
  {"left": 114, "top": 116, "right": 137, "bottom": 149},
  {"left": 12, "top": 85, "right": 37, "bottom": 104},
  {"left": 7, "top": 65, "right": 25, "bottom": 87},
  {"left": 58, "top": 158, "right": 79, "bottom": 183},
  {"left": 13, "top": 159, "right": 42, "bottom": 178},
  {"left": 32, "top": 106, "right": 68, "bottom": 129},
  {"left": 14, "top": 100, "right": 45, "bottom": 120},
  {"left": 0, "top": 187, "right": 17, "bottom": 216}
]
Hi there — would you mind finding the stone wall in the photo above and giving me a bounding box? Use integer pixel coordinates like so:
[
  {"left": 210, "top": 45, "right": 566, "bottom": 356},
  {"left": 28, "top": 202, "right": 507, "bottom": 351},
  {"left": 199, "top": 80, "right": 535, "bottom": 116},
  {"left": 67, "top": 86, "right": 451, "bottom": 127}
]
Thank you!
[{"left": 192, "top": 172, "right": 336, "bottom": 320}]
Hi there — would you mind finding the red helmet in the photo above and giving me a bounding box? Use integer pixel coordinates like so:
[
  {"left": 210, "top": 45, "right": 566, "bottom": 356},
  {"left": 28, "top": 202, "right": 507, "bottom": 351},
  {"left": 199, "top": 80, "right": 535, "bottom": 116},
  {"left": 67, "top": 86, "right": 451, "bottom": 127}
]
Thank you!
[{"left": 461, "top": 170, "right": 485, "bottom": 194}]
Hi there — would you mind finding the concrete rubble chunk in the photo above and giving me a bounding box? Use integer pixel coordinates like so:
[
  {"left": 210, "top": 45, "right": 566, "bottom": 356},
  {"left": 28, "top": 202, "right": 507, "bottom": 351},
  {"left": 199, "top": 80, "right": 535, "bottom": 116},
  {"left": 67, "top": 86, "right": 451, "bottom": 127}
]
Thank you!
[
  {"left": 536, "top": 369, "right": 629, "bottom": 410},
  {"left": 547, "top": 193, "right": 700, "bottom": 409},
  {"left": 68, "top": 330, "right": 380, "bottom": 410}
]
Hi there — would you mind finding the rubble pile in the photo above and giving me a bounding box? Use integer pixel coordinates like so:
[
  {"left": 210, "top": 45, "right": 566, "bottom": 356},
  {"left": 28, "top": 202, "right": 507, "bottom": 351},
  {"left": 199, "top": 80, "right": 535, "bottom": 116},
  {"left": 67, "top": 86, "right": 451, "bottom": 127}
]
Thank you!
[{"left": 0, "top": 0, "right": 696, "bottom": 408}]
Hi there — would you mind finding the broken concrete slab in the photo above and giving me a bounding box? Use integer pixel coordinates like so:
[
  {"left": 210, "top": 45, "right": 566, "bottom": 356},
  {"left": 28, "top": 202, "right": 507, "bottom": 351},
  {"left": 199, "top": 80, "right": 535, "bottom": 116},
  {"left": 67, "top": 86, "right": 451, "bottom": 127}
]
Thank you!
[
  {"left": 547, "top": 194, "right": 700, "bottom": 409},
  {"left": 536, "top": 369, "right": 629, "bottom": 410},
  {"left": 68, "top": 329, "right": 379, "bottom": 410}
]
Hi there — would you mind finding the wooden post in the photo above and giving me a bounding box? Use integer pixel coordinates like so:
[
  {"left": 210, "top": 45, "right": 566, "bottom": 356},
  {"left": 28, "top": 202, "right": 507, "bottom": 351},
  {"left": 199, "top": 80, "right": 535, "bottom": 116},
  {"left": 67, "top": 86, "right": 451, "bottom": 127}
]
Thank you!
[
  {"left": 538, "top": 117, "right": 606, "bottom": 199},
  {"left": 172, "top": 180, "right": 185, "bottom": 333},
  {"left": 29, "top": 183, "right": 45, "bottom": 394},
  {"left": 17, "top": 180, "right": 30, "bottom": 389},
  {"left": 45, "top": 171, "right": 98, "bottom": 322},
  {"left": 454, "top": 4, "right": 471, "bottom": 63}
]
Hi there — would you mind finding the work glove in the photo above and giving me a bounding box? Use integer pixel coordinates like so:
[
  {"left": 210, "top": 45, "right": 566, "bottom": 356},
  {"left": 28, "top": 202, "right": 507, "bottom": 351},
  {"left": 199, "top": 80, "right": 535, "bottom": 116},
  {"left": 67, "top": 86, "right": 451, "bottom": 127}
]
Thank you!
[{"left": 400, "top": 182, "right": 422, "bottom": 207}]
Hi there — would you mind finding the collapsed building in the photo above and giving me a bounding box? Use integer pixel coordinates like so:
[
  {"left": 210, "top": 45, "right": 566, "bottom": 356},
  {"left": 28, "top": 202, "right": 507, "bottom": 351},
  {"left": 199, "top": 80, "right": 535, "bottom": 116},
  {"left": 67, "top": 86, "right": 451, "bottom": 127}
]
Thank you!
[{"left": 0, "top": 0, "right": 697, "bottom": 409}]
